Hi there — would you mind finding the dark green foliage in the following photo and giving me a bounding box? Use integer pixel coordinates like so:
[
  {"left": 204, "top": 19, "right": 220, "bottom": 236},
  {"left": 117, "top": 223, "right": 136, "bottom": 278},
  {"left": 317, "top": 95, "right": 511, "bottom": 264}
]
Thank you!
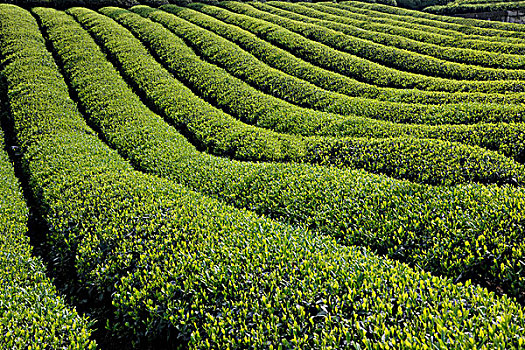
[
  {"left": 4, "top": 0, "right": 141, "bottom": 9},
  {"left": 217, "top": 1, "right": 525, "bottom": 93},
  {"left": 85, "top": 4, "right": 525, "bottom": 186},
  {"left": 267, "top": 1, "right": 525, "bottom": 69},
  {"left": 0, "top": 124, "right": 96, "bottom": 350},
  {"left": 36, "top": 5, "right": 525, "bottom": 302},
  {"left": 240, "top": 1, "right": 525, "bottom": 81},
  {"left": 0, "top": 6, "right": 97, "bottom": 349},
  {"left": 2, "top": 1, "right": 525, "bottom": 348},
  {"left": 4, "top": 8, "right": 524, "bottom": 348},
  {"left": 148, "top": 4, "right": 525, "bottom": 128},
  {"left": 349, "top": 0, "right": 447, "bottom": 10},
  {"left": 162, "top": 4, "right": 525, "bottom": 162},
  {"left": 320, "top": 1, "right": 525, "bottom": 54},
  {"left": 340, "top": 0, "right": 525, "bottom": 34},
  {"left": 425, "top": 0, "right": 525, "bottom": 14},
  {"left": 192, "top": 2, "right": 525, "bottom": 108}
]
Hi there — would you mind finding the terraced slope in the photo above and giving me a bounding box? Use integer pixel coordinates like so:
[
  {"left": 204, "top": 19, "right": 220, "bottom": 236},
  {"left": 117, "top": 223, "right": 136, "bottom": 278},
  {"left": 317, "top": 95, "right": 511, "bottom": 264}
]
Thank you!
[
  {"left": 1, "top": 1, "right": 525, "bottom": 348},
  {"left": 0, "top": 7, "right": 97, "bottom": 348},
  {"left": 336, "top": 0, "right": 525, "bottom": 33},
  {"left": 425, "top": 0, "right": 525, "bottom": 15}
]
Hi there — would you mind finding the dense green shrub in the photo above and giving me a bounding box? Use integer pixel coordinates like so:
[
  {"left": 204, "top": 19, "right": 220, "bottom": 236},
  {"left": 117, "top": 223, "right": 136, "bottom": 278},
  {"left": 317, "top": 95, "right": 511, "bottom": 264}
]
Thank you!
[
  {"left": 349, "top": 0, "right": 398, "bottom": 7},
  {"left": 192, "top": 2, "right": 525, "bottom": 105},
  {"left": 0, "top": 6, "right": 97, "bottom": 349},
  {"left": 37, "top": 4, "right": 525, "bottom": 301},
  {"left": 319, "top": 1, "right": 525, "bottom": 54},
  {"left": 267, "top": 1, "right": 525, "bottom": 69},
  {"left": 339, "top": 0, "right": 525, "bottom": 35},
  {"left": 349, "top": 0, "right": 447, "bottom": 10},
  {"left": 256, "top": 1, "right": 525, "bottom": 79},
  {"left": 4, "top": 0, "right": 142, "bottom": 9},
  {"left": 216, "top": 1, "right": 525, "bottom": 93},
  {"left": 158, "top": 4, "right": 525, "bottom": 128},
  {"left": 84, "top": 4, "right": 525, "bottom": 185},
  {"left": 327, "top": 1, "right": 525, "bottom": 44},
  {"left": 242, "top": 1, "right": 525, "bottom": 81},
  {"left": 425, "top": 0, "right": 525, "bottom": 14},
  {"left": 398, "top": 0, "right": 448, "bottom": 10},
  {"left": 6, "top": 6, "right": 524, "bottom": 348},
  {"left": 0, "top": 123, "right": 96, "bottom": 350}
]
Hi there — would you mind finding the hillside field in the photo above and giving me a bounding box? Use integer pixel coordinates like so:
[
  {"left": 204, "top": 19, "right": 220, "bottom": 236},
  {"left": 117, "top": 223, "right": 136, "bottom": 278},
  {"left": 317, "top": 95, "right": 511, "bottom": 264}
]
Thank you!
[
  {"left": 424, "top": 0, "right": 525, "bottom": 15},
  {"left": 1, "top": 1, "right": 525, "bottom": 348}
]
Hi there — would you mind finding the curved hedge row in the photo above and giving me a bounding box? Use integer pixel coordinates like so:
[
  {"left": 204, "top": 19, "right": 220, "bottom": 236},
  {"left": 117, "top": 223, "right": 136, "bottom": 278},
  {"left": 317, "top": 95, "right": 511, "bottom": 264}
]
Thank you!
[
  {"left": 40, "top": 5, "right": 508, "bottom": 186},
  {"left": 337, "top": 1, "right": 525, "bottom": 37},
  {"left": 0, "top": 5, "right": 99, "bottom": 350},
  {"left": 425, "top": 0, "right": 525, "bottom": 15},
  {"left": 257, "top": 1, "right": 525, "bottom": 76},
  {"left": 328, "top": 2, "right": 525, "bottom": 46},
  {"left": 267, "top": 1, "right": 525, "bottom": 69},
  {"left": 0, "top": 119, "right": 95, "bottom": 350},
  {"left": 132, "top": 5, "right": 525, "bottom": 129},
  {"left": 147, "top": 5, "right": 525, "bottom": 162},
  {"left": 244, "top": 1, "right": 525, "bottom": 82},
  {"left": 10, "top": 6, "right": 525, "bottom": 348},
  {"left": 49, "top": 4, "right": 525, "bottom": 304},
  {"left": 2, "top": 0, "right": 170, "bottom": 9},
  {"left": 318, "top": 2, "right": 525, "bottom": 54},
  {"left": 192, "top": 3, "right": 525, "bottom": 105},
  {"left": 166, "top": 4, "right": 525, "bottom": 127},
  {"left": 217, "top": 1, "right": 525, "bottom": 93},
  {"left": 440, "top": 0, "right": 525, "bottom": 5},
  {"left": 109, "top": 4, "right": 525, "bottom": 185}
]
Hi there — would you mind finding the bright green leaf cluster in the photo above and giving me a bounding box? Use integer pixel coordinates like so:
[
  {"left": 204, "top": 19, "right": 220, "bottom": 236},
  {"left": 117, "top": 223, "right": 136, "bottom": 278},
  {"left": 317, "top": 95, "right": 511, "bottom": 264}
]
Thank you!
[
  {"left": 267, "top": 1, "right": 525, "bottom": 69},
  {"left": 0, "top": 8, "right": 96, "bottom": 348},
  {"left": 218, "top": 1, "right": 525, "bottom": 93},
  {"left": 38, "top": 6, "right": 525, "bottom": 301},
  {"left": 339, "top": 0, "right": 525, "bottom": 36},
  {"left": 240, "top": 1, "right": 525, "bottom": 81},
  {"left": 5, "top": 9, "right": 525, "bottom": 347}
]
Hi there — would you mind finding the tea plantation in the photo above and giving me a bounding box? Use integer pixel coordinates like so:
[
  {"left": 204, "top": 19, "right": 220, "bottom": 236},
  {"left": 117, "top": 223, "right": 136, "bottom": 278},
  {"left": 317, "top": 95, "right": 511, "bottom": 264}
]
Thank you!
[{"left": 0, "top": 1, "right": 525, "bottom": 348}]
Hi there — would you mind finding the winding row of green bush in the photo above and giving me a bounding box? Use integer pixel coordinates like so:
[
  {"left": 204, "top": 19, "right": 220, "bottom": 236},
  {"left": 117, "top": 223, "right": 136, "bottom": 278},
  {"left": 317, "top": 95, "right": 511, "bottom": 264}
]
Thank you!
[
  {"left": 354, "top": 0, "right": 445, "bottom": 10},
  {"left": 254, "top": 2, "right": 523, "bottom": 80},
  {"left": 241, "top": 1, "right": 525, "bottom": 82},
  {"left": 329, "top": 1, "right": 524, "bottom": 39},
  {"left": 425, "top": 0, "right": 525, "bottom": 15},
  {"left": 317, "top": 2, "right": 525, "bottom": 54},
  {"left": 89, "top": 4, "right": 444, "bottom": 127},
  {"left": 165, "top": 4, "right": 525, "bottom": 127},
  {"left": 192, "top": 3, "right": 525, "bottom": 105},
  {"left": 100, "top": 4, "right": 525, "bottom": 185},
  {"left": 267, "top": 1, "right": 525, "bottom": 69},
  {"left": 215, "top": 1, "right": 525, "bottom": 93},
  {"left": 0, "top": 5, "right": 99, "bottom": 349},
  {"left": 125, "top": 5, "right": 525, "bottom": 130},
  {"left": 8, "top": 6, "right": 525, "bottom": 348},
  {"left": 439, "top": 0, "right": 523, "bottom": 5},
  {"left": 325, "top": 1, "right": 525, "bottom": 45},
  {"left": 338, "top": 0, "right": 525, "bottom": 36},
  {"left": 147, "top": 5, "right": 525, "bottom": 161},
  {"left": 0, "top": 119, "right": 95, "bottom": 350},
  {"left": 46, "top": 3, "right": 525, "bottom": 305},
  {"left": 3, "top": 0, "right": 159, "bottom": 8}
]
